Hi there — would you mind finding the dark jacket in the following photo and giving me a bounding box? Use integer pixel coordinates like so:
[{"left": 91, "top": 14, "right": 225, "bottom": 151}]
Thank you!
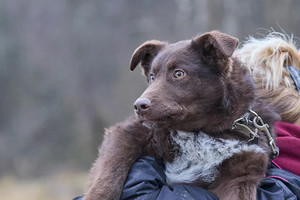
[
  {"left": 74, "top": 156, "right": 300, "bottom": 200},
  {"left": 121, "top": 156, "right": 218, "bottom": 200},
  {"left": 121, "top": 156, "right": 300, "bottom": 200}
]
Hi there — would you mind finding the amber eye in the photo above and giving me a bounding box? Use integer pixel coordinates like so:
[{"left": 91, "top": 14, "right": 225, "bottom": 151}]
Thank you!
[
  {"left": 174, "top": 70, "right": 185, "bottom": 79},
  {"left": 150, "top": 74, "right": 155, "bottom": 81}
]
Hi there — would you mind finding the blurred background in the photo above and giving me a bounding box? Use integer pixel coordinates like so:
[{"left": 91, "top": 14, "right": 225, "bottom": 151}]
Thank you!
[{"left": 1, "top": 0, "right": 299, "bottom": 199}]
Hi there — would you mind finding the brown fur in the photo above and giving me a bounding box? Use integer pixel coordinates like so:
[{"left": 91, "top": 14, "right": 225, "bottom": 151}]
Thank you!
[
  {"left": 211, "top": 152, "right": 268, "bottom": 200},
  {"left": 84, "top": 31, "right": 279, "bottom": 200}
]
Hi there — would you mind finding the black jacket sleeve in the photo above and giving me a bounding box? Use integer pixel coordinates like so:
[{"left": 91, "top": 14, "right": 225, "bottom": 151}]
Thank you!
[
  {"left": 257, "top": 166, "right": 300, "bottom": 200},
  {"left": 120, "top": 156, "right": 218, "bottom": 200},
  {"left": 121, "top": 157, "right": 300, "bottom": 200},
  {"left": 74, "top": 157, "right": 300, "bottom": 200}
]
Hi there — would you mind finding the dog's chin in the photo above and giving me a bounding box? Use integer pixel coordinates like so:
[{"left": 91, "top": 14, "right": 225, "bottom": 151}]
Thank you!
[
  {"left": 141, "top": 121, "right": 159, "bottom": 129},
  {"left": 137, "top": 113, "right": 185, "bottom": 129}
]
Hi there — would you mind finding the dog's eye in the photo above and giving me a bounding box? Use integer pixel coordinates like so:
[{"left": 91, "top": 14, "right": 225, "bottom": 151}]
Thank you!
[
  {"left": 174, "top": 70, "right": 185, "bottom": 79},
  {"left": 150, "top": 74, "right": 155, "bottom": 81}
]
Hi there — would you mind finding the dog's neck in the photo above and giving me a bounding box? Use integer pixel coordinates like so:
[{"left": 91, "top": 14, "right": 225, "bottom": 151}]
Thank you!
[
  {"left": 201, "top": 57, "right": 255, "bottom": 134},
  {"left": 165, "top": 130, "right": 264, "bottom": 186}
]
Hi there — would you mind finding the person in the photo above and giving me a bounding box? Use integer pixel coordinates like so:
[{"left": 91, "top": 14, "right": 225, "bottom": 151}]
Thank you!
[
  {"left": 74, "top": 32, "right": 300, "bottom": 199},
  {"left": 237, "top": 32, "right": 300, "bottom": 126},
  {"left": 238, "top": 32, "right": 300, "bottom": 178}
]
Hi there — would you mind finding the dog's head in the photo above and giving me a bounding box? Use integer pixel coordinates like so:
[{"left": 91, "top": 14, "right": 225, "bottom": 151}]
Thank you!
[{"left": 130, "top": 31, "right": 251, "bottom": 132}]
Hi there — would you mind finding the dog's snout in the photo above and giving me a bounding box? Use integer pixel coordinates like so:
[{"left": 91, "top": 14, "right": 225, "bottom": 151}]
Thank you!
[{"left": 134, "top": 98, "right": 151, "bottom": 113}]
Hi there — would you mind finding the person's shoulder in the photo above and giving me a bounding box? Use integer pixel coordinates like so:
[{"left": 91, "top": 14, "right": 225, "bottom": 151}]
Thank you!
[{"left": 275, "top": 121, "right": 300, "bottom": 137}]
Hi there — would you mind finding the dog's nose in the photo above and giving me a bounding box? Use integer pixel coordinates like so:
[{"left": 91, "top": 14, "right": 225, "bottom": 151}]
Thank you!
[{"left": 134, "top": 98, "right": 151, "bottom": 113}]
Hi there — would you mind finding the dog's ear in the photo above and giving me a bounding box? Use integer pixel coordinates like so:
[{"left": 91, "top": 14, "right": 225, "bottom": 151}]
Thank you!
[
  {"left": 192, "top": 31, "right": 238, "bottom": 72},
  {"left": 192, "top": 31, "right": 238, "bottom": 57},
  {"left": 130, "top": 40, "right": 167, "bottom": 76}
]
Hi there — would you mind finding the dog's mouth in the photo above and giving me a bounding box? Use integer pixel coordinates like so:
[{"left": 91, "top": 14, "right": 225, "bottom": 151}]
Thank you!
[
  {"left": 139, "top": 117, "right": 179, "bottom": 129},
  {"left": 136, "top": 107, "right": 187, "bottom": 128}
]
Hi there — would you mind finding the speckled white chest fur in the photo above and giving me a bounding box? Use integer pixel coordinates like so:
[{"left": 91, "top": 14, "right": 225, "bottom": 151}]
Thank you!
[{"left": 165, "top": 130, "right": 264, "bottom": 184}]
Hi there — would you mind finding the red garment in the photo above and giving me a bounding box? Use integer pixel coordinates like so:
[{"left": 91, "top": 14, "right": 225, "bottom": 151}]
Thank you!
[{"left": 273, "top": 121, "right": 300, "bottom": 176}]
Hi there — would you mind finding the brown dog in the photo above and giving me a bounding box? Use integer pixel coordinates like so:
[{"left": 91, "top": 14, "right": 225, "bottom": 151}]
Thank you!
[{"left": 84, "top": 31, "right": 279, "bottom": 200}]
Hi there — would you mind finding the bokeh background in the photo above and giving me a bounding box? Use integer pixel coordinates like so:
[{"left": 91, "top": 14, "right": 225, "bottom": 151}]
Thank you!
[{"left": 1, "top": 0, "right": 300, "bottom": 199}]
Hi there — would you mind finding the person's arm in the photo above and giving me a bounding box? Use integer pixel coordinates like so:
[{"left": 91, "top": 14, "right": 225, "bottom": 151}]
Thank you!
[
  {"left": 120, "top": 156, "right": 218, "bottom": 200},
  {"left": 74, "top": 157, "right": 300, "bottom": 200}
]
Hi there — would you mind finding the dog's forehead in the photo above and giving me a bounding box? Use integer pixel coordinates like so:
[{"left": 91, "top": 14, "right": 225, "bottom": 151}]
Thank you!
[{"left": 152, "top": 40, "right": 192, "bottom": 69}]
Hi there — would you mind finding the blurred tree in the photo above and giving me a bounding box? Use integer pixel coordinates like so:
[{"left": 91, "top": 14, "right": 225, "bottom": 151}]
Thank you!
[{"left": 0, "top": 0, "right": 299, "bottom": 178}]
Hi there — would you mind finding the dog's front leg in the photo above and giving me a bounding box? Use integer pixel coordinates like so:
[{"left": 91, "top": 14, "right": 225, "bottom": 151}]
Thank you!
[
  {"left": 84, "top": 117, "right": 152, "bottom": 200},
  {"left": 209, "top": 151, "right": 268, "bottom": 200}
]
